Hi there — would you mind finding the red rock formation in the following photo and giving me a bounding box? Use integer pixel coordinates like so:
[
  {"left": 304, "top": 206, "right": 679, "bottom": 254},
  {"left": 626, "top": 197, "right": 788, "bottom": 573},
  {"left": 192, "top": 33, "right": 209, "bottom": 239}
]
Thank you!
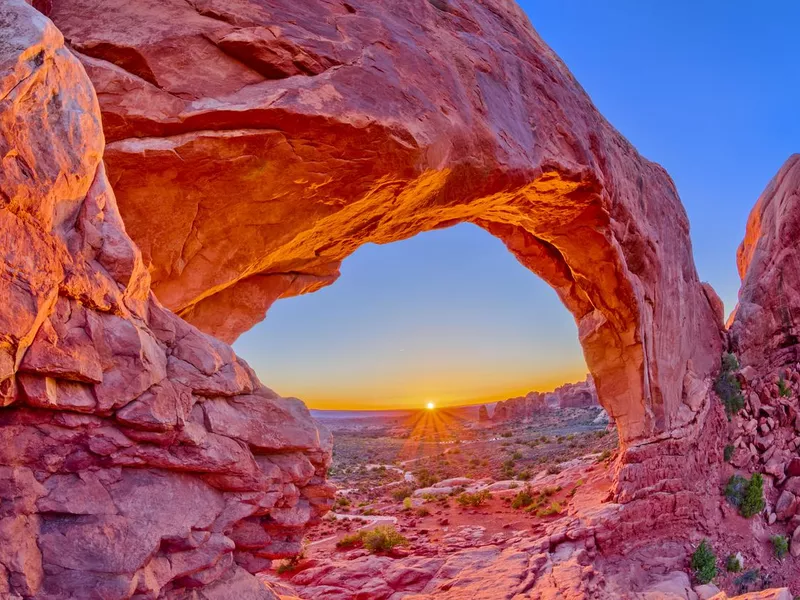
[
  {"left": 0, "top": 3, "right": 332, "bottom": 597},
  {"left": 488, "top": 377, "right": 598, "bottom": 422},
  {"left": 42, "top": 0, "right": 724, "bottom": 449},
  {"left": 731, "top": 155, "right": 800, "bottom": 371},
  {"left": 551, "top": 375, "right": 599, "bottom": 409},
  {"left": 492, "top": 391, "right": 547, "bottom": 422}
]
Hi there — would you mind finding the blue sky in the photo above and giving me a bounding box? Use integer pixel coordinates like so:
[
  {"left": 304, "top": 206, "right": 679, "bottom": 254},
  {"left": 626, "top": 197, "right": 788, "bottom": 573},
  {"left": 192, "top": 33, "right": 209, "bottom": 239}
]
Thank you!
[{"left": 234, "top": 1, "right": 799, "bottom": 409}]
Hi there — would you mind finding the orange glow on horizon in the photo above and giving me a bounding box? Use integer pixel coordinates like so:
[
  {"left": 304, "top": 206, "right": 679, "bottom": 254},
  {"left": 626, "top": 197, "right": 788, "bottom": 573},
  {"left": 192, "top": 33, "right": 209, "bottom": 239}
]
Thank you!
[{"left": 285, "top": 365, "right": 589, "bottom": 411}]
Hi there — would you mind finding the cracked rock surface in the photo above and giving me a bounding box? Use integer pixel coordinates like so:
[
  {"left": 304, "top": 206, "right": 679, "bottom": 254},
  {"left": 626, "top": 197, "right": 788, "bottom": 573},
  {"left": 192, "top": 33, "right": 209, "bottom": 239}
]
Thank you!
[{"left": 0, "top": 2, "right": 333, "bottom": 597}]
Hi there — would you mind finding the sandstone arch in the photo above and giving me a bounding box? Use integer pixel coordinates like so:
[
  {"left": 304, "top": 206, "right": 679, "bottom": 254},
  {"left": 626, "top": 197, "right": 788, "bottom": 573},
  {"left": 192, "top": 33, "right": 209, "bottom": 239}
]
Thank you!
[{"left": 46, "top": 0, "right": 725, "bottom": 444}]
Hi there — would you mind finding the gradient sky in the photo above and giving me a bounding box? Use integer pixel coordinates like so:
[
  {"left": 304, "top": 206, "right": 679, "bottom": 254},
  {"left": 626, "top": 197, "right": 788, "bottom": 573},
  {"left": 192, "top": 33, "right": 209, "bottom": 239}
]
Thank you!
[{"left": 233, "top": 1, "right": 800, "bottom": 410}]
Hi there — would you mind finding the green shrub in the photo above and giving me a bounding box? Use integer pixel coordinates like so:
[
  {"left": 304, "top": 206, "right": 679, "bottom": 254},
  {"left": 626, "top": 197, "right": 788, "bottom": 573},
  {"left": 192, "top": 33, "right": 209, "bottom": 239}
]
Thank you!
[
  {"left": 733, "top": 569, "right": 761, "bottom": 593},
  {"left": 741, "top": 473, "right": 765, "bottom": 518},
  {"left": 724, "top": 473, "right": 765, "bottom": 518},
  {"left": 456, "top": 490, "right": 490, "bottom": 507},
  {"left": 690, "top": 539, "right": 717, "bottom": 584},
  {"left": 276, "top": 541, "right": 306, "bottom": 574},
  {"left": 336, "top": 531, "right": 364, "bottom": 549},
  {"left": 771, "top": 535, "right": 789, "bottom": 559},
  {"left": 392, "top": 487, "right": 412, "bottom": 502},
  {"left": 414, "top": 469, "right": 438, "bottom": 488},
  {"left": 546, "top": 465, "right": 561, "bottom": 475},
  {"left": 721, "top": 352, "right": 740, "bottom": 372},
  {"left": 414, "top": 506, "right": 430, "bottom": 517},
  {"left": 402, "top": 497, "right": 412, "bottom": 511},
  {"left": 724, "top": 444, "right": 735, "bottom": 463},
  {"left": 511, "top": 486, "right": 534, "bottom": 509},
  {"left": 597, "top": 450, "right": 612, "bottom": 463},
  {"left": 511, "top": 451, "right": 523, "bottom": 460},
  {"left": 535, "top": 501, "right": 562, "bottom": 517},
  {"left": 362, "top": 526, "right": 408, "bottom": 553},
  {"left": 715, "top": 353, "right": 745, "bottom": 418},
  {"left": 778, "top": 375, "right": 792, "bottom": 398},
  {"left": 725, "top": 553, "right": 742, "bottom": 572}
]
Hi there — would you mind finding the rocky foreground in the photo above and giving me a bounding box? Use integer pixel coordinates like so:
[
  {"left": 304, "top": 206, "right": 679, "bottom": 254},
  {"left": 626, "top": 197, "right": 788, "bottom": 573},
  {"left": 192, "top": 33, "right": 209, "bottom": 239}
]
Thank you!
[{"left": 1, "top": 0, "right": 800, "bottom": 597}]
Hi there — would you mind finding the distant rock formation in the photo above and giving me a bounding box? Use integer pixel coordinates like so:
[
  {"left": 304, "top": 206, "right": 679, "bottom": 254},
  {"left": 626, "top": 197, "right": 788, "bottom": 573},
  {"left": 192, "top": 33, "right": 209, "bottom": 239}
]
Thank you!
[
  {"left": 550, "top": 375, "right": 599, "bottom": 409},
  {"left": 491, "top": 391, "right": 547, "bottom": 422},
  {"left": 488, "top": 377, "right": 598, "bottom": 422},
  {"left": 478, "top": 404, "right": 491, "bottom": 422}
]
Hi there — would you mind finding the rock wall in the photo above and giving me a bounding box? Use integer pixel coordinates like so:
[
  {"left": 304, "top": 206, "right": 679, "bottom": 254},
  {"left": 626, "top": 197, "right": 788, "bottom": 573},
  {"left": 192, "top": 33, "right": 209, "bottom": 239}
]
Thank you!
[
  {"left": 42, "top": 0, "right": 724, "bottom": 445},
  {"left": 731, "top": 155, "right": 800, "bottom": 371},
  {"left": 0, "top": 2, "right": 333, "bottom": 597}
]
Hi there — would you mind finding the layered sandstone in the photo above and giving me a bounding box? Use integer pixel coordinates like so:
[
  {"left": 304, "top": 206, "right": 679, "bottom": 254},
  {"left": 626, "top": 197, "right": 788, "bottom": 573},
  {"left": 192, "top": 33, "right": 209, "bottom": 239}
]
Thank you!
[
  {"left": 731, "top": 155, "right": 800, "bottom": 371},
  {"left": 0, "top": 3, "right": 333, "bottom": 597},
  {"left": 43, "top": 0, "right": 724, "bottom": 445}
]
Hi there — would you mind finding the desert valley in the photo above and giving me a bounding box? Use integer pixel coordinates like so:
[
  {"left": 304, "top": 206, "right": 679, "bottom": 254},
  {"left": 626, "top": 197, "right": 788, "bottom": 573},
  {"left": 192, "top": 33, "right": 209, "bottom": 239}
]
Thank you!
[{"left": 1, "top": 0, "right": 800, "bottom": 598}]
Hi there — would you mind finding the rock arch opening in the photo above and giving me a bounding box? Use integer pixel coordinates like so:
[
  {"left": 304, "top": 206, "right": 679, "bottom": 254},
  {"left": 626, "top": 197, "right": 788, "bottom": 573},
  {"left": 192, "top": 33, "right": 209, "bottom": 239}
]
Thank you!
[{"left": 233, "top": 223, "right": 589, "bottom": 413}]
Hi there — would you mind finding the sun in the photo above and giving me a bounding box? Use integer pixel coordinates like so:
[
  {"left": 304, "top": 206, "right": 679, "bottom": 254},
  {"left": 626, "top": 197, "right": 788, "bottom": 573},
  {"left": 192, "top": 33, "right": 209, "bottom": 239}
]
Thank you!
[{"left": 426, "top": 401, "right": 436, "bottom": 410}]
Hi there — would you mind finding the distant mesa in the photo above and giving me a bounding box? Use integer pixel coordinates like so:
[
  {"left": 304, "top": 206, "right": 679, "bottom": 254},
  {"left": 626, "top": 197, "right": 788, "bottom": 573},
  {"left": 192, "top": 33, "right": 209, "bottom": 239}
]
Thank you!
[{"left": 484, "top": 375, "right": 600, "bottom": 423}]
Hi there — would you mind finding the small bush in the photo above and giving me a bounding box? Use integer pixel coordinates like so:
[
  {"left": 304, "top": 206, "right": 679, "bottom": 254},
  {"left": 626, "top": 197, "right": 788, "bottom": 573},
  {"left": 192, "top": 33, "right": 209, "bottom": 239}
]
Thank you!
[
  {"left": 414, "top": 469, "right": 438, "bottom": 488},
  {"left": 511, "top": 486, "right": 535, "bottom": 509},
  {"left": 725, "top": 553, "right": 742, "bottom": 573},
  {"left": 276, "top": 541, "right": 306, "bottom": 574},
  {"left": 546, "top": 465, "right": 561, "bottom": 475},
  {"left": 724, "top": 473, "right": 765, "bottom": 518},
  {"left": 336, "top": 531, "right": 364, "bottom": 549},
  {"left": 721, "top": 352, "right": 740, "bottom": 372},
  {"left": 511, "top": 451, "right": 523, "bottom": 460},
  {"left": 715, "top": 353, "right": 745, "bottom": 418},
  {"left": 392, "top": 487, "right": 412, "bottom": 502},
  {"left": 542, "top": 485, "right": 560, "bottom": 497},
  {"left": 597, "top": 450, "right": 612, "bottom": 463},
  {"left": 733, "top": 569, "right": 761, "bottom": 594},
  {"left": 724, "top": 444, "right": 735, "bottom": 463},
  {"left": 771, "top": 535, "right": 789, "bottom": 559},
  {"left": 690, "top": 539, "right": 717, "bottom": 584},
  {"left": 414, "top": 506, "right": 430, "bottom": 517},
  {"left": 402, "top": 497, "right": 412, "bottom": 511},
  {"left": 501, "top": 431, "right": 513, "bottom": 438},
  {"left": 362, "top": 526, "right": 408, "bottom": 553},
  {"left": 518, "top": 470, "right": 531, "bottom": 481},
  {"left": 456, "top": 490, "right": 490, "bottom": 507},
  {"left": 741, "top": 473, "right": 765, "bottom": 518},
  {"left": 535, "top": 501, "right": 562, "bottom": 518},
  {"left": 778, "top": 375, "right": 792, "bottom": 398}
]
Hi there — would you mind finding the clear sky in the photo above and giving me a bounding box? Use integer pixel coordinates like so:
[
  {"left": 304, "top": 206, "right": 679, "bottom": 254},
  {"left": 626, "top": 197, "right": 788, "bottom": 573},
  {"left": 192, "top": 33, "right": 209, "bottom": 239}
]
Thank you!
[{"left": 233, "top": 1, "right": 800, "bottom": 410}]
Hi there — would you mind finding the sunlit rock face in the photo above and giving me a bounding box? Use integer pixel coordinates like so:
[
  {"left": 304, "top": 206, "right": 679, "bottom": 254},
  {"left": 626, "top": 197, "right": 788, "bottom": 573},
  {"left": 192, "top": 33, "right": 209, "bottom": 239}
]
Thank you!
[
  {"left": 0, "top": 2, "right": 333, "bottom": 597},
  {"left": 44, "top": 0, "right": 723, "bottom": 447},
  {"left": 731, "top": 155, "right": 800, "bottom": 371}
]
